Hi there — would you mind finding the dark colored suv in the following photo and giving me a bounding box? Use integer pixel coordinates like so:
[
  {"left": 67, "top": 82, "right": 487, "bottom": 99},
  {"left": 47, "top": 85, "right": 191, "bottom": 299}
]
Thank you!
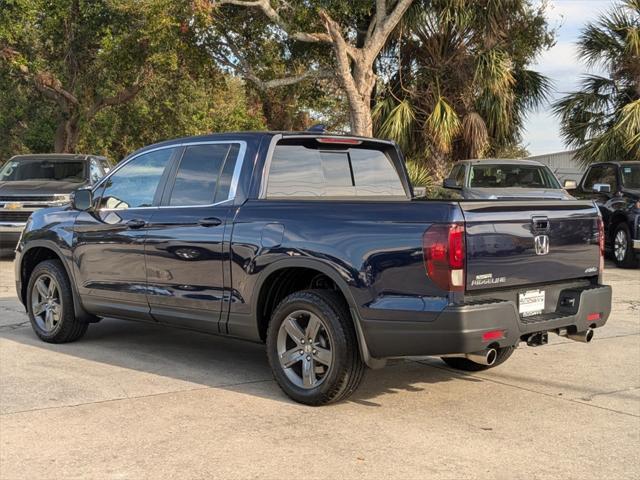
[
  {"left": 571, "top": 161, "right": 640, "bottom": 268},
  {"left": 0, "top": 154, "right": 113, "bottom": 251}
]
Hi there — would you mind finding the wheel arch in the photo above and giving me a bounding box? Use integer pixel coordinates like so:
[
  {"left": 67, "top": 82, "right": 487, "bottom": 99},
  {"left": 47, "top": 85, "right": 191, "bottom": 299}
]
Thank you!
[
  {"left": 19, "top": 241, "right": 93, "bottom": 322},
  {"left": 252, "top": 258, "right": 384, "bottom": 369}
]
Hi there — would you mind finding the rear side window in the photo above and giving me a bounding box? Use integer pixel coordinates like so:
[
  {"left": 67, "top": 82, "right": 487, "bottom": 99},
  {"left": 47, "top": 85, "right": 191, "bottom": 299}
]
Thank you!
[
  {"left": 265, "top": 141, "right": 405, "bottom": 198},
  {"left": 168, "top": 143, "right": 239, "bottom": 206}
]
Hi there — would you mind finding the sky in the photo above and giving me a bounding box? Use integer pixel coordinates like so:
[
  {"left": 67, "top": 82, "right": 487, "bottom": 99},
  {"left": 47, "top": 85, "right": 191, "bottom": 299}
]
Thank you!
[{"left": 522, "top": 0, "right": 613, "bottom": 156}]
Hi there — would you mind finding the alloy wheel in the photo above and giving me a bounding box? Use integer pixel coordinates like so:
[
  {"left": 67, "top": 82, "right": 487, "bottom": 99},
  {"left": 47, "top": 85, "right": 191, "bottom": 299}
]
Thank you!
[
  {"left": 31, "top": 274, "right": 62, "bottom": 332},
  {"left": 614, "top": 230, "right": 627, "bottom": 262},
  {"left": 276, "top": 310, "right": 333, "bottom": 389}
]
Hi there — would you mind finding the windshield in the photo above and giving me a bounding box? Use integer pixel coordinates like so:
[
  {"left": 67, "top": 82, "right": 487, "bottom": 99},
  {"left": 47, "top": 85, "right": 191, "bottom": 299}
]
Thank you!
[
  {"left": 0, "top": 159, "right": 85, "bottom": 182},
  {"left": 469, "top": 164, "right": 560, "bottom": 189},
  {"left": 620, "top": 164, "right": 640, "bottom": 189}
]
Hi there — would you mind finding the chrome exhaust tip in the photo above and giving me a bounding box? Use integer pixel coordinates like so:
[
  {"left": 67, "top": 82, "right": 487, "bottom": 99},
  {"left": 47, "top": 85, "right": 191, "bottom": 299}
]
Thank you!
[
  {"left": 567, "top": 329, "right": 594, "bottom": 343},
  {"left": 465, "top": 348, "right": 498, "bottom": 366}
]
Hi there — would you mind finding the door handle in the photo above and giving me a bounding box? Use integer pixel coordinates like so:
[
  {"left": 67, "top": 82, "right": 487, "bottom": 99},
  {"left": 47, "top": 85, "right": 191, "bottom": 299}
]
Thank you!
[
  {"left": 198, "top": 217, "right": 222, "bottom": 227},
  {"left": 126, "top": 219, "right": 146, "bottom": 229}
]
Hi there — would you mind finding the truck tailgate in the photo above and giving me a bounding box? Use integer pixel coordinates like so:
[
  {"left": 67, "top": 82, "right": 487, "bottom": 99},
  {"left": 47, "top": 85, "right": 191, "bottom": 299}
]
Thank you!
[{"left": 460, "top": 201, "right": 600, "bottom": 291}]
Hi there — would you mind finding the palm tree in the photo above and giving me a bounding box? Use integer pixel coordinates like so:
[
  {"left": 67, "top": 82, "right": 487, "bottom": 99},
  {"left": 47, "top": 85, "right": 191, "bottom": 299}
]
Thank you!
[
  {"left": 373, "top": 0, "right": 553, "bottom": 179},
  {"left": 553, "top": 0, "right": 640, "bottom": 164}
]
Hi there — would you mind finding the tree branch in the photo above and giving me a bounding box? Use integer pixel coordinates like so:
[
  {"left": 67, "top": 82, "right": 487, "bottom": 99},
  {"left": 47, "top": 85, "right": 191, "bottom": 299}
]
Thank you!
[
  {"left": 366, "top": 0, "right": 413, "bottom": 62},
  {"left": 213, "top": 33, "right": 332, "bottom": 91},
  {"left": 319, "top": 11, "right": 360, "bottom": 103},
  {"left": 87, "top": 83, "right": 143, "bottom": 120},
  {"left": 211, "top": 0, "right": 331, "bottom": 43}
]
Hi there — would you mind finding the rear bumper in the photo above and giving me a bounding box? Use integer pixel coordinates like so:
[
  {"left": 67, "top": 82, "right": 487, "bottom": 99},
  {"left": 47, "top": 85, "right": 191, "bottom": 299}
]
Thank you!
[{"left": 360, "top": 284, "right": 612, "bottom": 359}]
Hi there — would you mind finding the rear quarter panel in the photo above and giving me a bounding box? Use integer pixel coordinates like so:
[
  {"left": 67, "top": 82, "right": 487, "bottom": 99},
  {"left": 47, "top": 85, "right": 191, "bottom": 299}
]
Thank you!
[{"left": 227, "top": 199, "right": 462, "bottom": 337}]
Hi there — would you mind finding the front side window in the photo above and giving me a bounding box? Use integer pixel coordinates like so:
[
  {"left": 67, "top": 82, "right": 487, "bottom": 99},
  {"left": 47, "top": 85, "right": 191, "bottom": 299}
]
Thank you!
[
  {"left": 582, "top": 165, "right": 617, "bottom": 191},
  {"left": 265, "top": 141, "right": 405, "bottom": 198},
  {"left": 469, "top": 164, "right": 560, "bottom": 189},
  {"left": 98, "top": 149, "right": 174, "bottom": 210},
  {"left": 0, "top": 158, "right": 85, "bottom": 182},
  {"left": 168, "top": 143, "right": 238, "bottom": 206}
]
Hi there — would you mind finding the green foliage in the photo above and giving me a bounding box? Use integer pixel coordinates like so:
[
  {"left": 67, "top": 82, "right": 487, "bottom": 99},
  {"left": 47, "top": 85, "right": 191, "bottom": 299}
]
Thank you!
[
  {"left": 79, "top": 76, "right": 265, "bottom": 161},
  {"left": 0, "top": 0, "right": 267, "bottom": 161},
  {"left": 553, "top": 0, "right": 640, "bottom": 163},
  {"left": 373, "top": 0, "right": 554, "bottom": 178}
]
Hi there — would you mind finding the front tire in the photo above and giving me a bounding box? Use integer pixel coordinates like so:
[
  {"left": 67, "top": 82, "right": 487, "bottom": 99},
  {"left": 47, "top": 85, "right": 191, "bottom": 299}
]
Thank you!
[
  {"left": 613, "top": 223, "right": 638, "bottom": 268},
  {"left": 27, "top": 260, "right": 88, "bottom": 343},
  {"left": 266, "top": 290, "right": 365, "bottom": 405},
  {"left": 441, "top": 346, "right": 515, "bottom": 372}
]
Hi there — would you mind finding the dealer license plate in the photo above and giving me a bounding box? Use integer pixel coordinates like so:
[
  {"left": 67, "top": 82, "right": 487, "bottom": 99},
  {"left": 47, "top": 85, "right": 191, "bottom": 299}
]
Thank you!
[{"left": 518, "top": 289, "right": 545, "bottom": 317}]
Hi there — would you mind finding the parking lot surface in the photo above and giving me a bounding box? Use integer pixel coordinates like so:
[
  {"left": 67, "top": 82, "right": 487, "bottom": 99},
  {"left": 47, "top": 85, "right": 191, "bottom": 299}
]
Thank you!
[{"left": 0, "top": 258, "right": 638, "bottom": 479}]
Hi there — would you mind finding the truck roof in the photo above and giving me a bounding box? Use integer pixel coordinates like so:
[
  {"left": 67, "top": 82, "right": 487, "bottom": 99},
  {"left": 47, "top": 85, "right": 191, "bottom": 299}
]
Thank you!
[
  {"left": 588, "top": 161, "right": 640, "bottom": 166},
  {"left": 456, "top": 158, "right": 546, "bottom": 166},
  {"left": 126, "top": 131, "right": 396, "bottom": 160},
  {"left": 8, "top": 154, "right": 106, "bottom": 161}
]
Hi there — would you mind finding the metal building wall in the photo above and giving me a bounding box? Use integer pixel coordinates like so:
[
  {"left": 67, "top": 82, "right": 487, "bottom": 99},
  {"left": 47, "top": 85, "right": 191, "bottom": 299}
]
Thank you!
[{"left": 527, "top": 150, "right": 584, "bottom": 183}]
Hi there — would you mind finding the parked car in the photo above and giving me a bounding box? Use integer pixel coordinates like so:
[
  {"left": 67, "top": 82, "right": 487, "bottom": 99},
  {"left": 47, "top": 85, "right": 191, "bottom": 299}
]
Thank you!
[
  {"left": 0, "top": 154, "right": 113, "bottom": 251},
  {"left": 14, "top": 133, "right": 611, "bottom": 405},
  {"left": 443, "top": 159, "right": 574, "bottom": 200},
  {"left": 569, "top": 161, "right": 640, "bottom": 268}
]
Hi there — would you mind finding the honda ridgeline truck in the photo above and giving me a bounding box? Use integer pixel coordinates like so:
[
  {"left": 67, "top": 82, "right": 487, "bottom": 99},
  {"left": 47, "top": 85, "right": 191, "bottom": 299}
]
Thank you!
[{"left": 14, "top": 132, "right": 612, "bottom": 405}]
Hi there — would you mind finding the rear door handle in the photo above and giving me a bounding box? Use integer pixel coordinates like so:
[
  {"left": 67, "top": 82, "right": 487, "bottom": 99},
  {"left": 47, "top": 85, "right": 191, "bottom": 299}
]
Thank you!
[
  {"left": 198, "top": 217, "right": 222, "bottom": 227},
  {"left": 126, "top": 219, "right": 147, "bottom": 229}
]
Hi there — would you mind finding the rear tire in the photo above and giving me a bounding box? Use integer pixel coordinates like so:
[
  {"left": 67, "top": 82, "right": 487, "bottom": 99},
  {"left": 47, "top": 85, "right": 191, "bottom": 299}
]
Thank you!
[
  {"left": 613, "top": 223, "right": 638, "bottom": 268},
  {"left": 441, "top": 346, "right": 515, "bottom": 372},
  {"left": 266, "top": 289, "right": 365, "bottom": 405},
  {"left": 27, "top": 260, "right": 88, "bottom": 343}
]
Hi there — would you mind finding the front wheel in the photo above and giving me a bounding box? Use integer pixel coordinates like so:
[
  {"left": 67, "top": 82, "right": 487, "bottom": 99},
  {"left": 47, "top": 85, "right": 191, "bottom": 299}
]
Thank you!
[
  {"left": 266, "top": 290, "right": 365, "bottom": 405},
  {"left": 613, "top": 223, "right": 638, "bottom": 268},
  {"left": 441, "top": 346, "right": 515, "bottom": 372},
  {"left": 27, "top": 260, "right": 88, "bottom": 343}
]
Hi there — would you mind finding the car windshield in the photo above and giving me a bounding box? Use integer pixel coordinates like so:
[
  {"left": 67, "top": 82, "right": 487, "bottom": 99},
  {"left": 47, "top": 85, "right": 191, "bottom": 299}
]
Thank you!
[
  {"left": 0, "top": 159, "right": 85, "bottom": 182},
  {"left": 469, "top": 164, "right": 560, "bottom": 189},
  {"left": 620, "top": 164, "right": 640, "bottom": 189}
]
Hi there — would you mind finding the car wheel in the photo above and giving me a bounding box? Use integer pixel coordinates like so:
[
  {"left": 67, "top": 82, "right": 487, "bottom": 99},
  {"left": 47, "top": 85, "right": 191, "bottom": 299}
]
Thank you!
[
  {"left": 266, "top": 289, "right": 366, "bottom": 405},
  {"left": 613, "top": 223, "right": 638, "bottom": 268},
  {"left": 441, "top": 346, "right": 515, "bottom": 372},
  {"left": 27, "top": 259, "right": 88, "bottom": 343}
]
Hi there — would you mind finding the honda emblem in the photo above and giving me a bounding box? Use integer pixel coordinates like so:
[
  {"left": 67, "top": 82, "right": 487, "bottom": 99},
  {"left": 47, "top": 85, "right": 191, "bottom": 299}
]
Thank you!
[{"left": 534, "top": 235, "right": 549, "bottom": 255}]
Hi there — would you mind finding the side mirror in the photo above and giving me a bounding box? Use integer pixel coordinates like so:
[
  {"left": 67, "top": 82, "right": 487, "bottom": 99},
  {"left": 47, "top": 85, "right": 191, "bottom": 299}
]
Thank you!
[
  {"left": 71, "top": 188, "right": 93, "bottom": 211},
  {"left": 443, "top": 178, "right": 461, "bottom": 189},
  {"left": 593, "top": 183, "right": 611, "bottom": 194},
  {"left": 563, "top": 179, "right": 577, "bottom": 190}
]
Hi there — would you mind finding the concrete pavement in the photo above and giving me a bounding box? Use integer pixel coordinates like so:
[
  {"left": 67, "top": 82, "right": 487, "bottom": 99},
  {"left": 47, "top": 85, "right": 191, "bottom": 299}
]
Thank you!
[{"left": 0, "top": 258, "right": 638, "bottom": 479}]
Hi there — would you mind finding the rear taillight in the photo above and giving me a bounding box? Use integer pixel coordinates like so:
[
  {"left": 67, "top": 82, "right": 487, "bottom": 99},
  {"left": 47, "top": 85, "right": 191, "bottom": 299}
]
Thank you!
[
  {"left": 423, "top": 223, "right": 465, "bottom": 292},
  {"left": 598, "top": 217, "right": 604, "bottom": 272}
]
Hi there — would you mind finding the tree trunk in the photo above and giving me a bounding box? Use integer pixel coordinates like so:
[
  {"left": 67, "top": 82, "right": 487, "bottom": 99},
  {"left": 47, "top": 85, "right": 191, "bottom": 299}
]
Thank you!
[
  {"left": 349, "top": 93, "right": 373, "bottom": 137},
  {"left": 53, "top": 116, "right": 80, "bottom": 153},
  {"left": 336, "top": 55, "right": 376, "bottom": 137}
]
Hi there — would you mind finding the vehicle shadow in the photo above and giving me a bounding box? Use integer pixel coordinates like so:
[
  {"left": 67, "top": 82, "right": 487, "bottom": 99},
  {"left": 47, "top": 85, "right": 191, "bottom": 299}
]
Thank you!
[{"left": 1, "top": 317, "right": 476, "bottom": 407}]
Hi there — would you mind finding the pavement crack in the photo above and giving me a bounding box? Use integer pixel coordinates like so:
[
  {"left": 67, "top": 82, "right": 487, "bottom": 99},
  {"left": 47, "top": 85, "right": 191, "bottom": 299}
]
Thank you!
[
  {"left": 579, "top": 385, "right": 640, "bottom": 402},
  {"left": 0, "top": 377, "right": 275, "bottom": 417},
  {"left": 415, "top": 360, "right": 640, "bottom": 418}
]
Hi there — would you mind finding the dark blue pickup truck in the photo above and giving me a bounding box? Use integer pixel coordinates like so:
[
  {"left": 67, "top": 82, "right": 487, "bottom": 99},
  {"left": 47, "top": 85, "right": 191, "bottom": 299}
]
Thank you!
[{"left": 14, "top": 132, "right": 612, "bottom": 405}]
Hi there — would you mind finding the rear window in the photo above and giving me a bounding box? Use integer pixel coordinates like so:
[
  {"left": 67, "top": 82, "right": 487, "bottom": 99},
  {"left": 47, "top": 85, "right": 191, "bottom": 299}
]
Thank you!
[
  {"left": 265, "top": 140, "right": 406, "bottom": 198},
  {"left": 469, "top": 164, "right": 560, "bottom": 189}
]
